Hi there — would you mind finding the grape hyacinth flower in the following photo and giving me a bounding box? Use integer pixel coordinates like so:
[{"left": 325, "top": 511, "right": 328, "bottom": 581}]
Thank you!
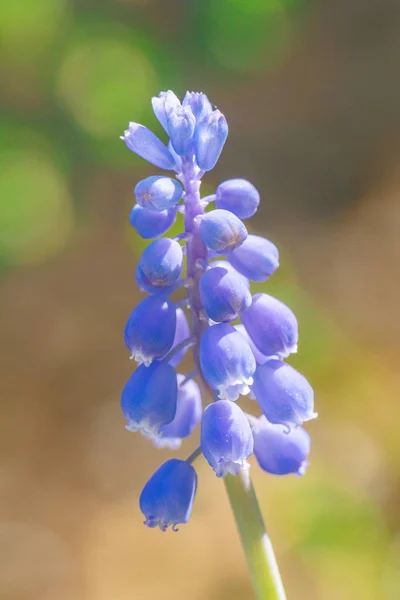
[{"left": 119, "top": 89, "right": 316, "bottom": 598}]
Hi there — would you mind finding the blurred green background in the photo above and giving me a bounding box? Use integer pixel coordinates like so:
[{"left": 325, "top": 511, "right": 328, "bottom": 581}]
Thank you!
[{"left": 1, "top": 0, "right": 400, "bottom": 598}]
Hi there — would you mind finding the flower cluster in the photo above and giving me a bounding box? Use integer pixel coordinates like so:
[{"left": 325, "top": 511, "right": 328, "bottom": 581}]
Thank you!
[{"left": 120, "top": 91, "right": 316, "bottom": 532}]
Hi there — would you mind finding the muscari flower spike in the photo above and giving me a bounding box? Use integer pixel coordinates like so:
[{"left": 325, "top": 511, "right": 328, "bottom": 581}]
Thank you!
[{"left": 119, "top": 90, "right": 316, "bottom": 531}]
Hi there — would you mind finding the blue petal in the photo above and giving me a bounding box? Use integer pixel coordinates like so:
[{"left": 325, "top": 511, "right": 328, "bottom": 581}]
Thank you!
[
  {"left": 201, "top": 401, "right": 253, "bottom": 477},
  {"left": 215, "top": 179, "right": 260, "bottom": 219},
  {"left": 227, "top": 236, "right": 279, "bottom": 282},
  {"left": 121, "top": 123, "right": 175, "bottom": 170},
  {"left": 124, "top": 296, "right": 176, "bottom": 365},
  {"left": 252, "top": 360, "right": 316, "bottom": 427},
  {"left": 121, "top": 361, "right": 177, "bottom": 437},
  {"left": 140, "top": 459, "right": 197, "bottom": 531},
  {"left": 241, "top": 293, "right": 298, "bottom": 359},
  {"left": 167, "top": 105, "right": 196, "bottom": 156},
  {"left": 129, "top": 205, "right": 176, "bottom": 239},
  {"left": 200, "top": 266, "right": 252, "bottom": 322},
  {"left": 253, "top": 416, "right": 310, "bottom": 476},
  {"left": 199, "top": 209, "right": 247, "bottom": 254},
  {"left": 134, "top": 176, "right": 183, "bottom": 212},
  {"left": 194, "top": 110, "right": 228, "bottom": 171},
  {"left": 151, "top": 90, "right": 181, "bottom": 133},
  {"left": 136, "top": 238, "right": 183, "bottom": 294}
]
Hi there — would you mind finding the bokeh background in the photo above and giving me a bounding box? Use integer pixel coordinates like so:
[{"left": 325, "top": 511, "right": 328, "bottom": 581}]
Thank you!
[{"left": 1, "top": 0, "right": 400, "bottom": 598}]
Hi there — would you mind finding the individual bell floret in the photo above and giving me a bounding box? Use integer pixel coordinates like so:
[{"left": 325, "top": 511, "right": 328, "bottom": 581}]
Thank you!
[
  {"left": 200, "top": 323, "right": 256, "bottom": 401},
  {"left": 227, "top": 235, "right": 279, "bottom": 282},
  {"left": 129, "top": 205, "right": 176, "bottom": 239},
  {"left": 194, "top": 109, "right": 228, "bottom": 171},
  {"left": 215, "top": 178, "right": 260, "bottom": 219},
  {"left": 134, "top": 176, "right": 183, "bottom": 212},
  {"left": 252, "top": 416, "right": 310, "bottom": 476},
  {"left": 199, "top": 265, "right": 252, "bottom": 322},
  {"left": 252, "top": 359, "right": 316, "bottom": 428},
  {"left": 199, "top": 209, "right": 247, "bottom": 254},
  {"left": 135, "top": 238, "right": 183, "bottom": 294},
  {"left": 121, "top": 123, "right": 175, "bottom": 170},
  {"left": 140, "top": 459, "right": 197, "bottom": 531},
  {"left": 201, "top": 400, "right": 254, "bottom": 477},
  {"left": 124, "top": 296, "right": 176, "bottom": 366},
  {"left": 241, "top": 293, "right": 298, "bottom": 359},
  {"left": 121, "top": 361, "right": 177, "bottom": 438}
]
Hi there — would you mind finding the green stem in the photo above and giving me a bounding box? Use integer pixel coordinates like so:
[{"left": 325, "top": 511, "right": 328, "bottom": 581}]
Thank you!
[{"left": 224, "top": 470, "right": 287, "bottom": 600}]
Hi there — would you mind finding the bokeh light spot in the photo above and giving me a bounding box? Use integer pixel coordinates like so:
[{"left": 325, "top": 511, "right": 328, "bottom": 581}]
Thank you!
[
  {"left": 0, "top": 152, "right": 74, "bottom": 266},
  {"left": 57, "top": 37, "right": 157, "bottom": 138}
]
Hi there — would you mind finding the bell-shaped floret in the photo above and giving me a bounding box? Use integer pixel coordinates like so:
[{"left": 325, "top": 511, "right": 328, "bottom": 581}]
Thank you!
[
  {"left": 166, "top": 308, "right": 190, "bottom": 368},
  {"left": 241, "top": 293, "right": 298, "bottom": 359},
  {"left": 252, "top": 360, "right": 316, "bottom": 427},
  {"left": 194, "top": 110, "right": 228, "bottom": 171},
  {"left": 253, "top": 416, "right": 310, "bottom": 476},
  {"left": 182, "top": 91, "right": 213, "bottom": 123},
  {"left": 200, "top": 323, "right": 256, "bottom": 401},
  {"left": 151, "top": 90, "right": 181, "bottom": 133},
  {"left": 235, "top": 324, "right": 269, "bottom": 365},
  {"left": 215, "top": 179, "right": 260, "bottom": 219},
  {"left": 211, "top": 260, "right": 250, "bottom": 289},
  {"left": 201, "top": 401, "right": 253, "bottom": 477},
  {"left": 167, "top": 105, "right": 196, "bottom": 156},
  {"left": 140, "top": 458, "right": 197, "bottom": 531},
  {"left": 227, "top": 235, "right": 279, "bottom": 282},
  {"left": 121, "top": 123, "right": 175, "bottom": 170},
  {"left": 200, "top": 266, "right": 252, "bottom": 322},
  {"left": 199, "top": 209, "right": 247, "bottom": 254},
  {"left": 136, "top": 238, "right": 183, "bottom": 294},
  {"left": 121, "top": 361, "right": 177, "bottom": 437},
  {"left": 124, "top": 296, "right": 176, "bottom": 366},
  {"left": 154, "top": 376, "right": 202, "bottom": 449},
  {"left": 129, "top": 205, "right": 176, "bottom": 239},
  {"left": 135, "top": 176, "right": 183, "bottom": 212}
]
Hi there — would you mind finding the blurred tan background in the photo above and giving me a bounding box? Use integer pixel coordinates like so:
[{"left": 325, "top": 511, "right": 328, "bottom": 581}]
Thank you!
[{"left": 1, "top": 1, "right": 400, "bottom": 598}]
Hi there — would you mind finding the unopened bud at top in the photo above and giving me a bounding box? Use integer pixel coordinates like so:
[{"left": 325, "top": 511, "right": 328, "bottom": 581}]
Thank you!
[
  {"left": 121, "top": 123, "right": 175, "bottom": 170},
  {"left": 194, "top": 110, "right": 228, "bottom": 171}
]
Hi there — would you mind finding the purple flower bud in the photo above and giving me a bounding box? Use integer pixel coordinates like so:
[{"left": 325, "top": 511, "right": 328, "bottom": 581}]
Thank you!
[
  {"left": 201, "top": 401, "right": 253, "bottom": 477},
  {"left": 135, "top": 238, "right": 183, "bottom": 294},
  {"left": 140, "top": 458, "right": 197, "bottom": 531},
  {"left": 252, "top": 360, "right": 316, "bottom": 427},
  {"left": 135, "top": 176, "right": 183, "bottom": 212},
  {"left": 129, "top": 205, "right": 176, "bottom": 239},
  {"left": 154, "top": 376, "right": 202, "bottom": 449},
  {"left": 200, "top": 266, "right": 252, "bottom": 322},
  {"left": 241, "top": 293, "right": 298, "bottom": 359},
  {"left": 194, "top": 110, "right": 228, "bottom": 171},
  {"left": 121, "top": 123, "right": 175, "bottom": 170},
  {"left": 235, "top": 324, "right": 269, "bottom": 365},
  {"left": 182, "top": 91, "right": 213, "bottom": 123},
  {"left": 151, "top": 90, "right": 181, "bottom": 133},
  {"left": 200, "top": 323, "right": 256, "bottom": 401},
  {"left": 215, "top": 179, "right": 260, "bottom": 219},
  {"left": 121, "top": 361, "right": 177, "bottom": 437},
  {"left": 199, "top": 209, "right": 247, "bottom": 254},
  {"left": 166, "top": 308, "right": 190, "bottom": 368},
  {"left": 167, "top": 105, "right": 196, "bottom": 156},
  {"left": 124, "top": 296, "right": 176, "bottom": 365},
  {"left": 227, "top": 235, "right": 279, "bottom": 282},
  {"left": 253, "top": 416, "right": 310, "bottom": 476}
]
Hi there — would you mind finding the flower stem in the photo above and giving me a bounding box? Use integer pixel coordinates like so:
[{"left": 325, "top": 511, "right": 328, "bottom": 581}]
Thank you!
[{"left": 224, "top": 470, "right": 287, "bottom": 600}]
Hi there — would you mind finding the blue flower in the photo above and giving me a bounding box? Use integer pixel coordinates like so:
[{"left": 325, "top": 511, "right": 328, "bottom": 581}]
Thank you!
[
  {"left": 200, "top": 265, "right": 252, "bottom": 322},
  {"left": 253, "top": 416, "right": 310, "bottom": 476},
  {"left": 136, "top": 238, "right": 183, "bottom": 294},
  {"left": 120, "top": 90, "right": 316, "bottom": 531},
  {"left": 124, "top": 296, "right": 176, "bottom": 365},
  {"left": 121, "top": 361, "right": 177, "bottom": 437},
  {"left": 241, "top": 293, "right": 298, "bottom": 359},
  {"left": 200, "top": 323, "right": 256, "bottom": 400},
  {"left": 227, "top": 235, "right": 279, "bottom": 282},
  {"left": 252, "top": 359, "right": 316, "bottom": 427},
  {"left": 199, "top": 209, "right": 247, "bottom": 254},
  {"left": 215, "top": 179, "right": 260, "bottom": 219},
  {"left": 134, "top": 176, "right": 183, "bottom": 212},
  {"left": 201, "top": 400, "right": 253, "bottom": 477},
  {"left": 140, "top": 459, "right": 197, "bottom": 531},
  {"left": 129, "top": 205, "right": 176, "bottom": 239}
]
